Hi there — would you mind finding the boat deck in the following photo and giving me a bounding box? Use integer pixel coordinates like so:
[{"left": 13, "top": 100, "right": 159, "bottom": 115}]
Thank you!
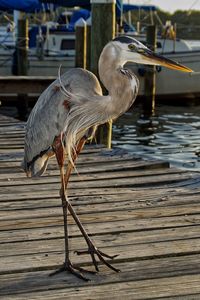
[{"left": 1, "top": 114, "right": 200, "bottom": 299}]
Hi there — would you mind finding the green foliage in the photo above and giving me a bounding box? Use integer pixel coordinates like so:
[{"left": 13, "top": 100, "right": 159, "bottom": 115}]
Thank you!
[
  {"left": 171, "top": 10, "right": 200, "bottom": 39},
  {"left": 124, "top": 8, "right": 200, "bottom": 40}
]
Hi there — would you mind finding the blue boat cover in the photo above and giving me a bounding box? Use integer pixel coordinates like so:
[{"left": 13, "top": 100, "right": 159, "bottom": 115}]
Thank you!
[
  {"left": 0, "top": 0, "right": 157, "bottom": 14},
  {"left": 0, "top": 0, "right": 52, "bottom": 12}
]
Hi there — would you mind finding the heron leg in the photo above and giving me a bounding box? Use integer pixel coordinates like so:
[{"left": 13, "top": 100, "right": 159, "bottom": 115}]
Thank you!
[
  {"left": 64, "top": 136, "right": 86, "bottom": 186},
  {"left": 50, "top": 135, "right": 94, "bottom": 281},
  {"left": 64, "top": 138, "right": 120, "bottom": 273}
]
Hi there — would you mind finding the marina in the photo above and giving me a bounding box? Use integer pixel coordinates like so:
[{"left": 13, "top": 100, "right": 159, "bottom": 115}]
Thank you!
[
  {"left": 1, "top": 3, "right": 200, "bottom": 99},
  {"left": 1, "top": 35, "right": 200, "bottom": 100},
  {"left": 1, "top": 0, "right": 200, "bottom": 299}
]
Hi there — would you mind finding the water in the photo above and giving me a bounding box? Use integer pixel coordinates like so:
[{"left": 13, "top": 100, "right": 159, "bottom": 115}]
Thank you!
[{"left": 112, "top": 103, "right": 200, "bottom": 171}]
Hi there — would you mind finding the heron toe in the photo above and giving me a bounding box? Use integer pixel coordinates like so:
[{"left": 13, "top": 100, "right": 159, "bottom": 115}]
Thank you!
[
  {"left": 49, "top": 260, "right": 96, "bottom": 281},
  {"left": 75, "top": 244, "right": 120, "bottom": 273}
]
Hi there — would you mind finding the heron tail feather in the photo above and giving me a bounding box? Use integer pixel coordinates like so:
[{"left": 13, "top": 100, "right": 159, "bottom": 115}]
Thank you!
[{"left": 22, "top": 150, "right": 54, "bottom": 177}]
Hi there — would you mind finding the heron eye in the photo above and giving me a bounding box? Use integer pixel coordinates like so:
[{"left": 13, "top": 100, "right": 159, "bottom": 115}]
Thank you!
[{"left": 128, "top": 44, "right": 136, "bottom": 51}]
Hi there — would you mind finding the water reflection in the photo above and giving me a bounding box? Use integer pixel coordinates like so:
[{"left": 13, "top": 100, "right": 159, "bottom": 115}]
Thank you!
[{"left": 112, "top": 104, "right": 200, "bottom": 171}]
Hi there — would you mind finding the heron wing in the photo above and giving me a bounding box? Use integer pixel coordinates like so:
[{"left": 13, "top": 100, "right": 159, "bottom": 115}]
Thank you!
[{"left": 23, "top": 68, "right": 102, "bottom": 174}]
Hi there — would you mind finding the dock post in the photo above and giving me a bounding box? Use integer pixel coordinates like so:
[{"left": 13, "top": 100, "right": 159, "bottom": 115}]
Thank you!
[
  {"left": 75, "top": 18, "right": 87, "bottom": 69},
  {"left": 144, "top": 25, "right": 157, "bottom": 117},
  {"left": 14, "top": 12, "right": 29, "bottom": 120},
  {"left": 17, "top": 17, "right": 28, "bottom": 75},
  {"left": 91, "top": 0, "right": 116, "bottom": 148},
  {"left": 86, "top": 17, "right": 91, "bottom": 70}
]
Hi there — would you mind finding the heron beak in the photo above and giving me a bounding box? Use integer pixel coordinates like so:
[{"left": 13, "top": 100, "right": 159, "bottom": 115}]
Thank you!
[{"left": 141, "top": 49, "right": 193, "bottom": 73}]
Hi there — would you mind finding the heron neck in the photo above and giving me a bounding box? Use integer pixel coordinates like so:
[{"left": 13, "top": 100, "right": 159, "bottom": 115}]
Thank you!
[
  {"left": 98, "top": 48, "right": 125, "bottom": 92},
  {"left": 98, "top": 48, "right": 138, "bottom": 118}
]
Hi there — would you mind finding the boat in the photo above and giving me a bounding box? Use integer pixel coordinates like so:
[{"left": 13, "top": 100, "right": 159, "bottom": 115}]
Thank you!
[{"left": 0, "top": 8, "right": 83, "bottom": 76}]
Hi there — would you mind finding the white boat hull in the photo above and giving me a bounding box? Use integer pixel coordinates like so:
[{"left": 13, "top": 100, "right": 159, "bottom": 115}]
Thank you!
[{"left": 127, "top": 51, "right": 200, "bottom": 99}]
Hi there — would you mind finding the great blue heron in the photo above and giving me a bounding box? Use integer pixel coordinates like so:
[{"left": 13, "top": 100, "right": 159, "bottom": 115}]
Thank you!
[{"left": 23, "top": 36, "right": 192, "bottom": 280}]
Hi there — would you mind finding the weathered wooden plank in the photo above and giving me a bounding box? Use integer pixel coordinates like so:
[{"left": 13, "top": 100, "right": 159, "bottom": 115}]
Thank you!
[
  {"left": 0, "top": 191, "right": 156, "bottom": 209},
  {"left": 1, "top": 189, "right": 200, "bottom": 212},
  {"left": 0, "top": 155, "right": 164, "bottom": 168},
  {"left": 1, "top": 196, "right": 200, "bottom": 238},
  {"left": 0, "top": 187, "right": 190, "bottom": 210},
  {"left": 154, "top": 295, "right": 200, "bottom": 300},
  {"left": 0, "top": 121, "right": 23, "bottom": 126},
  {"left": 0, "top": 172, "right": 193, "bottom": 196},
  {"left": 1, "top": 182, "right": 198, "bottom": 204},
  {"left": 2, "top": 274, "right": 200, "bottom": 299},
  {"left": 0, "top": 131, "right": 24, "bottom": 135},
  {"left": 1, "top": 236, "right": 200, "bottom": 274},
  {"left": 0, "top": 255, "right": 200, "bottom": 296},
  {"left": 0, "top": 164, "right": 174, "bottom": 184},
  {"left": 0, "top": 76, "right": 56, "bottom": 94},
  {"left": 1, "top": 225, "right": 200, "bottom": 258},
  {"left": 0, "top": 128, "right": 25, "bottom": 133},
  {"left": 0, "top": 145, "right": 104, "bottom": 154},
  {"left": 0, "top": 118, "right": 20, "bottom": 122},
  {"left": 0, "top": 137, "right": 24, "bottom": 142},
  {"left": 0, "top": 168, "right": 188, "bottom": 187},
  {"left": 1, "top": 197, "right": 200, "bottom": 223},
  {"left": 0, "top": 184, "right": 174, "bottom": 201},
  {"left": 0, "top": 187, "right": 150, "bottom": 201},
  {"left": 0, "top": 117, "right": 20, "bottom": 124},
  {"left": 0, "top": 127, "right": 23, "bottom": 132},
  {"left": 0, "top": 147, "right": 109, "bottom": 162},
  {"left": 1, "top": 200, "right": 200, "bottom": 238},
  {"left": 0, "top": 140, "right": 24, "bottom": 145},
  {"left": 0, "top": 210, "right": 199, "bottom": 239},
  {"left": 0, "top": 156, "right": 161, "bottom": 171}
]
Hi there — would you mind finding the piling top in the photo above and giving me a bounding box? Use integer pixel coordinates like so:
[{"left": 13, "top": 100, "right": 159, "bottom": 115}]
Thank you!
[
  {"left": 86, "top": 16, "right": 91, "bottom": 26},
  {"left": 75, "top": 17, "right": 87, "bottom": 28}
]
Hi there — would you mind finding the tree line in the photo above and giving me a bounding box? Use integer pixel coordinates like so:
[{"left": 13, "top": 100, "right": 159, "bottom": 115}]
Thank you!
[{"left": 126, "top": 9, "right": 200, "bottom": 39}]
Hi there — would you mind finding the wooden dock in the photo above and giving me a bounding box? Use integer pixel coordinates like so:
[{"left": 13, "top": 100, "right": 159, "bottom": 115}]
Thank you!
[{"left": 1, "top": 113, "right": 200, "bottom": 299}]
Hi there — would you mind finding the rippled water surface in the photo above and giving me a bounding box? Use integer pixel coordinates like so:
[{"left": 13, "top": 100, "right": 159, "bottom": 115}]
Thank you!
[{"left": 112, "top": 104, "right": 200, "bottom": 171}]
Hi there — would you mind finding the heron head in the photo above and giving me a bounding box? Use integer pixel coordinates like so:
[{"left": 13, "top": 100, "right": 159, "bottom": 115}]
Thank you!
[{"left": 112, "top": 36, "right": 192, "bottom": 73}]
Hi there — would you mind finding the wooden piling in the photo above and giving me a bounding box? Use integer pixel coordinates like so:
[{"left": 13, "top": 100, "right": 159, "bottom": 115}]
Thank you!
[
  {"left": 16, "top": 13, "right": 29, "bottom": 120},
  {"left": 144, "top": 25, "right": 157, "bottom": 116},
  {"left": 90, "top": 0, "right": 116, "bottom": 148},
  {"left": 75, "top": 18, "right": 87, "bottom": 69},
  {"left": 16, "top": 17, "right": 28, "bottom": 75},
  {"left": 86, "top": 17, "right": 91, "bottom": 70},
  {"left": 90, "top": 0, "right": 116, "bottom": 76}
]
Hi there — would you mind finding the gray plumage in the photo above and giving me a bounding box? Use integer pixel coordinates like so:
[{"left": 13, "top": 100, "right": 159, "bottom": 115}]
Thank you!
[
  {"left": 23, "top": 68, "right": 104, "bottom": 176},
  {"left": 23, "top": 35, "right": 190, "bottom": 177}
]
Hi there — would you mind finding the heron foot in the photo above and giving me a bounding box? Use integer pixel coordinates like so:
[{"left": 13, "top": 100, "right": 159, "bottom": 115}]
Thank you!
[
  {"left": 75, "top": 244, "right": 120, "bottom": 273},
  {"left": 49, "top": 261, "right": 96, "bottom": 281}
]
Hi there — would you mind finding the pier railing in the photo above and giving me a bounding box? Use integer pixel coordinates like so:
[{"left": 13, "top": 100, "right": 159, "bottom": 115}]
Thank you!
[{"left": 0, "top": 76, "right": 56, "bottom": 94}]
